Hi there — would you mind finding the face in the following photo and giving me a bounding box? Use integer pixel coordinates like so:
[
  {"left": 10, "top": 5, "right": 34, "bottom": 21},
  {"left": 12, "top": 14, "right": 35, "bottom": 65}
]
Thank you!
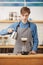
[{"left": 21, "top": 12, "right": 29, "bottom": 23}]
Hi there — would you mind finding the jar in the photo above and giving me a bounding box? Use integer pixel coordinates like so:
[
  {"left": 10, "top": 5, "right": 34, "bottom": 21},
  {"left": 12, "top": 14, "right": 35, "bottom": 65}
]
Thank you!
[{"left": 2, "top": 36, "right": 8, "bottom": 45}]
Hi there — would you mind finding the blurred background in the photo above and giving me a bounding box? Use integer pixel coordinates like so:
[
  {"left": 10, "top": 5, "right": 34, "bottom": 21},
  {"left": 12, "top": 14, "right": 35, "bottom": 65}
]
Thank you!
[{"left": 0, "top": 0, "right": 43, "bottom": 53}]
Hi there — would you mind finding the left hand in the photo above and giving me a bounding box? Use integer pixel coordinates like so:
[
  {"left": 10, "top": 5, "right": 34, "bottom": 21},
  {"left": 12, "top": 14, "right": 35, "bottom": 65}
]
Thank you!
[
  {"left": 29, "top": 50, "right": 36, "bottom": 54},
  {"left": 8, "top": 28, "right": 14, "bottom": 33}
]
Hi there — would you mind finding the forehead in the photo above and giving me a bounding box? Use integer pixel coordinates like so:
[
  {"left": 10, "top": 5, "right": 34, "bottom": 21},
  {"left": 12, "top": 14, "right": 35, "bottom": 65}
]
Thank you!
[{"left": 21, "top": 12, "right": 29, "bottom": 16}]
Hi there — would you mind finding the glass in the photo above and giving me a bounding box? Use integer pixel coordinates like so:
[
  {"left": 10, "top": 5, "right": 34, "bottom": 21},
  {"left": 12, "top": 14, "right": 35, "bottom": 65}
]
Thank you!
[
  {"left": 21, "top": 38, "right": 27, "bottom": 52},
  {"left": 2, "top": 36, "right": 8, "bottom": 45},
  {"left": 4, "top": 36, "right": 8, "bottom": 45}
]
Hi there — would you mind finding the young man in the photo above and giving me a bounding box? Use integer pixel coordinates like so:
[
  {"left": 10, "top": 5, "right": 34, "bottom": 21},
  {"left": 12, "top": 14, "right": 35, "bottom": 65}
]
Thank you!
[{"left": 0, "top": 7, "right": 38, "bottom": 55}]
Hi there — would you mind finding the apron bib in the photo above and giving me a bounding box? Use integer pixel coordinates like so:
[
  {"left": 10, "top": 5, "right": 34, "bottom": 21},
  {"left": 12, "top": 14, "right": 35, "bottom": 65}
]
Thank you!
[{"left": 13, "top": 27, "right": 33, "bottom": 54}]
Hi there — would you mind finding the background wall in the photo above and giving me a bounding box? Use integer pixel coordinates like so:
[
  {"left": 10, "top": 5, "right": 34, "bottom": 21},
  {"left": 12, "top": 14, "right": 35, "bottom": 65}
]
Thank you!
[{"left": 0, "top": 6, "right": 43, "bottom": 20}]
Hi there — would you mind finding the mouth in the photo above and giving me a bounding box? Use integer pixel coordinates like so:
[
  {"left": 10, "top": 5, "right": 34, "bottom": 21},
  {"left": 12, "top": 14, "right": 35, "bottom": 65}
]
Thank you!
[{"left": 24, "top": 18, "right": 26, "bottom": 20}]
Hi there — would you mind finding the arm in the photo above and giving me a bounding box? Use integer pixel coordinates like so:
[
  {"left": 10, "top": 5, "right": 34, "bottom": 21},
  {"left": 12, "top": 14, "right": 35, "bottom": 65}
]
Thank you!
[
  {"left": 32, "top": 24, "right": 38, "bottom": 51},
  {"left": 0, "top": 22, "right": 19, "bottom": 35},
  {"left": 29, "top": 24, "right": 38, "bottom": 54}
]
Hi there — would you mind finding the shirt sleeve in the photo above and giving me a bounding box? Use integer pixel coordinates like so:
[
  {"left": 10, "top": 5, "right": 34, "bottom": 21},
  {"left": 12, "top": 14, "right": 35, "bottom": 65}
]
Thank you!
[
  {"left": 0, "top": 22, "right": 19, "bottom": 35},
  {"left": 32, "top": 24, "right": 38, "bottom": 51}
]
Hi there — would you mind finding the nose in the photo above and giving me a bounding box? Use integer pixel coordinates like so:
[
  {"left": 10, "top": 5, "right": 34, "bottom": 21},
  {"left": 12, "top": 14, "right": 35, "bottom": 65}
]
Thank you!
[{"left": 23, "top": 16, "right": 26, "bottom": 19}]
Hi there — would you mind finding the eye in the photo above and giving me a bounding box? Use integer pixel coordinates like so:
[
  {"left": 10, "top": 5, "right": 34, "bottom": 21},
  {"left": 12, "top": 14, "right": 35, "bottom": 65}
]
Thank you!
[
  {"left": 25, "top": 15, "right": 28, "bottom": 17},
  {"left": 22, "top": 15, "right": 24, "bottom": 16}
]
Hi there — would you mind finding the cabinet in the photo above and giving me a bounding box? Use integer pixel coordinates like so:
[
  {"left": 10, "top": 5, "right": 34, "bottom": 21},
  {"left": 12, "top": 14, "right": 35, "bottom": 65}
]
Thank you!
[
  {"left": 37, "top": 46, "right": 43, "bottom": 53},
  {"left": 0, "top": 45, "right": 14, "bottom": 53},
  {"left": 0, "top": 45, "right": 43, "bottom": 53}
]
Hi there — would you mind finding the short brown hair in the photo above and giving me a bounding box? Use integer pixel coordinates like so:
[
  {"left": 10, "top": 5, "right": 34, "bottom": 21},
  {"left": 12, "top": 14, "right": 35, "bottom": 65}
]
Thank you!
[{"left": 20, "top": 7, "right": 30, "bottom": 15}]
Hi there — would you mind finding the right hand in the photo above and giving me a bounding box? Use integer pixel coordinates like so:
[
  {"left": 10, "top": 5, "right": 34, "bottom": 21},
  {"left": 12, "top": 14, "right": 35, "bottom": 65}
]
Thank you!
[
  {"left": 8, "top": 28, "right": 14, "bottom": 33},
  {"left": 29, "top": 50, "right": 36, "bottom": 54}
]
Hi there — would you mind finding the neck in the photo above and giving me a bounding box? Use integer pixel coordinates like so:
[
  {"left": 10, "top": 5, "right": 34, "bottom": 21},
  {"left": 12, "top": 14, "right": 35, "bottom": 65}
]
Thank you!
[{"left": 22, "top": 20, "right": 28, "bottom": 24}]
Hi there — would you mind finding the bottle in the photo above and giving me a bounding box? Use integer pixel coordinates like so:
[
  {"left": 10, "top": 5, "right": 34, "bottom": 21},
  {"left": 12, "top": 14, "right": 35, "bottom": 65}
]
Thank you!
[
  {"left": 9, "top": 12, "right": 13, "bottom": 20},
  {"left": 17, "top": 16, "right": 21, "bottom": 22},
  {"left": 13, "top": 12, "right": 17, "bottom": 21}
]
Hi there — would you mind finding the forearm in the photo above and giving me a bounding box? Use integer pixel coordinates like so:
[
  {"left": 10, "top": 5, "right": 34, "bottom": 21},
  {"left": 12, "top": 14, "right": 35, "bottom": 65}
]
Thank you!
[
  {"left": 0, "top": 22, "right": 20, "bottom": 35},
  {"left": 32, "top": 42, "right": 38, "bottom": 51},
  {"left": 32, "top": 24, "right": 38, "bottom": 51},
  {"left": 0, "top": 29, "right": 8, "bottom": 35},
  {"left": 0, "top": 28, "right": 14, "bottom": 35}
]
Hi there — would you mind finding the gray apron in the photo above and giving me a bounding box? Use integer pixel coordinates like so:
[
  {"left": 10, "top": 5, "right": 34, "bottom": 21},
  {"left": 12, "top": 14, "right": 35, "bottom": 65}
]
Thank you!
[{"left": 13, "top": 27, "right": 33, "bottom": 54}]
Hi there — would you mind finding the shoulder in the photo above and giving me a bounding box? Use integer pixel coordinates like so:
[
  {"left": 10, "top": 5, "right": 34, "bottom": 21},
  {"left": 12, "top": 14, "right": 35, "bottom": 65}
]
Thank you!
[
  {"left": 12, "top": 22, "right": 20, "bottom": 25},
  {"left": 29, "top": 22, "right": 37, "bottom": 28},
  {"left": 28, "top": 22, "right": 37, "bottom": 32},
  {"left": 11, "top": 22, "right": 20, "bottom": 26}
]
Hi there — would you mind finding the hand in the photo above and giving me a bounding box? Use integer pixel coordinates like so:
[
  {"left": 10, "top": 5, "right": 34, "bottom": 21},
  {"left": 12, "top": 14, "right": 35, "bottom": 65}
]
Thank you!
[
  {"left": 29, "top": 50, "right": 36, "bottom": 54},
  {"left": 8, "top": 28, "right": 13, "bottom": 33}
]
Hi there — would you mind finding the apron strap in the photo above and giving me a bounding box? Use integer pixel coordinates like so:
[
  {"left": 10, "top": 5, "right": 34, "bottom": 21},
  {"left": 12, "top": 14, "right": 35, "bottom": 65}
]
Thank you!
[
  {"left": 16, "top": 22, "right": 21, "bottom": 32},
  {"left": 16, "top": 20, "right": 30, "bottom": 32},
  {"left": 27, "top": 20, "right": 30, "bottom": 27}
]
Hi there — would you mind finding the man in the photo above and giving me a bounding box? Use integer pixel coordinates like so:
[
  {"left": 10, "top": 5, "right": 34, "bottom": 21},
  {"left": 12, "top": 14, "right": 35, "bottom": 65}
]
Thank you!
[{"left": 0, "top": 7, "right": 38, "bottom": 55}]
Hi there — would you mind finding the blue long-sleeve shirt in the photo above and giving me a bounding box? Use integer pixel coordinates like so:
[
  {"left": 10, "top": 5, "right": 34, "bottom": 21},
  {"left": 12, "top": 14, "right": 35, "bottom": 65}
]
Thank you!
[{"left": 0, "top": 21, "right": 38, "bottom": 51}]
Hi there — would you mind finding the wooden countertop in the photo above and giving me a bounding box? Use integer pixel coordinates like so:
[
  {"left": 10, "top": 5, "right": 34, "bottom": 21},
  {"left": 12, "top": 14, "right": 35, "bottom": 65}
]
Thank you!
[
  {"left": 0, "top": 54, "right": 43, "bottom": 65},
  {"left": 0, "top": 54, "right": 43, "bottom": 58}
]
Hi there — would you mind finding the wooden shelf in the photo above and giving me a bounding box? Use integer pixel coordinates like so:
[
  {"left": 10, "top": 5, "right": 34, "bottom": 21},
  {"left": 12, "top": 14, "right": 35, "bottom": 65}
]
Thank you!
[
  {"left": 0, "top": 45, "right": 14, "bottom": 48},
  {"left": 30, "top": 20, "right": 43, "bottom": 23},
  {"left": 0, "top": 20, "right": 43, "bottom": 23},
  {"left": 0, "top": 45, "right": 43, "bottom": 48},
  {"left": 38, "top": 45, "right": 43, "bottom": 48},
  {"left": 0, "top": 20, "right": 17, "bottom": 23}
]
